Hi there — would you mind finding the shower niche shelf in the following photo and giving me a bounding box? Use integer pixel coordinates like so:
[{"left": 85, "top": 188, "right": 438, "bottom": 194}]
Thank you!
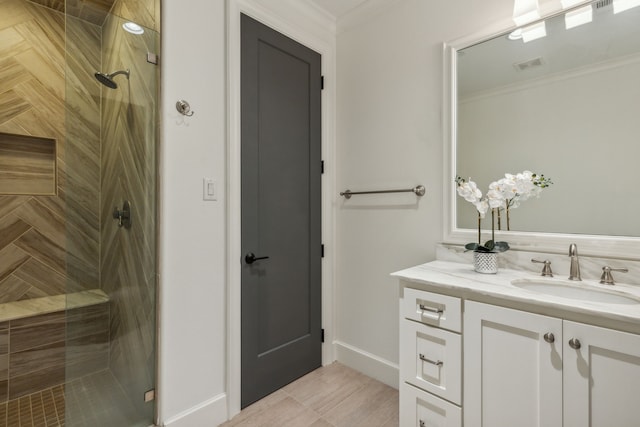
[{"left": 0, "top": 132, "right": 57, "bottom": 195}]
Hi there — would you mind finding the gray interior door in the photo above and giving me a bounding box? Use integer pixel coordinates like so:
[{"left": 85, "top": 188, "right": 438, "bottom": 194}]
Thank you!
[{"left": 240, "top": 14, "right": 322, "bottom": 408}]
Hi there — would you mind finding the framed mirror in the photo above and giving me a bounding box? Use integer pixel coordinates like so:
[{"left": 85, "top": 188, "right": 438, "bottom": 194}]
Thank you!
[{"left": 443, "top": 0, "right": 640, "bottom": 258}]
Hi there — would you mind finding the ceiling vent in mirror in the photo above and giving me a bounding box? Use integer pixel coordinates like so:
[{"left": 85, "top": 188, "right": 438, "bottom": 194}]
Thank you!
[
  {"left": 596, "top": 0, "right": 613, "bottom": 8},
  {"left": 513, "top": 56, "right": 545, "bottom": 71}
]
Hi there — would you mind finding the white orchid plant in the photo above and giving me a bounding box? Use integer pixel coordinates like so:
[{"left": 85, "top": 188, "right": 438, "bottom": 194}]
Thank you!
[{"left": 455, "top": 171, "right": 552, "bottom": 253}]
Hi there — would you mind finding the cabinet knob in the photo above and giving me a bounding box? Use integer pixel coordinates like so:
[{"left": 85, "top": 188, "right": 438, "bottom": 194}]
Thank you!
[
  {"left": 543, "top": 332, "right": 555, "bottom": 343},
  {"left": 569, "top": 338, "right": 581, "bottom": 349}
]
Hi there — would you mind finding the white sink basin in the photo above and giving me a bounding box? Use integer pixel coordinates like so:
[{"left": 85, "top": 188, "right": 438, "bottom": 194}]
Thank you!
[{"left": 511, "top": 279, "right": 640, "bottom": 305}]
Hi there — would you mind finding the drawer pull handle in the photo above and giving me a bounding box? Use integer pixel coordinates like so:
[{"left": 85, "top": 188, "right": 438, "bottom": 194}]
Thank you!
[
  {"left": 419, "top": 353, "right": 443, "bottom": 367},
  {"left": 419, "top": 304, "right": 443, "bottom": 315},
  {"left": 569, "top": 338, "right": 581, "bottom": 350},
  {"left": 420, "top": 421, "right": 426, "bottom": 427},
  {"left": 543, "top": 332, "right": 555, "bottom": 343}
]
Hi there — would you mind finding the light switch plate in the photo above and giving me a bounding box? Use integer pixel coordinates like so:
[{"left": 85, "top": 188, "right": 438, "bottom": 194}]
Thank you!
[{"left": 203, "top": 178, "right": 216, "bottom": 201}]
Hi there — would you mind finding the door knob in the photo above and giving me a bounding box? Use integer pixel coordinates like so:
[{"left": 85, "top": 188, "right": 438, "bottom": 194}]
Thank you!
[
  {"left": 245, "top": 252, "right": 270, "bottom": 264},
  {"left": 569, "top": 338, "right": 582, "bottom": 349},
  {"left": 543, "top": 332, "right": 555, "bottom": 343}
]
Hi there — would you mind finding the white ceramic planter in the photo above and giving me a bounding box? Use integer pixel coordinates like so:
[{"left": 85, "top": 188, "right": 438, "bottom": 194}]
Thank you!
[{"left": 473, "top": 251, "right": 498, "bottom": 274}]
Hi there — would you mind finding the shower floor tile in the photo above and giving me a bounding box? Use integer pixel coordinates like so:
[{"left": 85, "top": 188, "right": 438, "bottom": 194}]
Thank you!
[
  {"left": 0, "top": 370, "right": 148, "bottom": 427},
  {"left": 0, "top": 384, "right": 65, "bottom": 427}
]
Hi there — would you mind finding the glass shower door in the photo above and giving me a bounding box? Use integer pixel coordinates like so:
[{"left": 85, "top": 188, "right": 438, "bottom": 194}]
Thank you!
[{"left": 64, "top": 5, "right": 159, "bottom": 426}]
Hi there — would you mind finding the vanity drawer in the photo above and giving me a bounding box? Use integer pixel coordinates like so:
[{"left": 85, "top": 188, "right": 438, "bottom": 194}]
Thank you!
[
  {"left": 400, "top": 382, "right": 461, "bottom": 427},
  {"left": 400, "top": 319, "right": 461, "bottom": 404},
  {"left": 402, "top": 287, "right": 461, "bottom": 332}
]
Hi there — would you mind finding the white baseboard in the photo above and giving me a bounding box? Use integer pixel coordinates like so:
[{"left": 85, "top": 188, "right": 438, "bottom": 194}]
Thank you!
[
  {"left": 334, "top": 340, "right": 399, "bottom": 389},
  {"left": 161, "top": 393, "right": 227, "bottom": 427}
]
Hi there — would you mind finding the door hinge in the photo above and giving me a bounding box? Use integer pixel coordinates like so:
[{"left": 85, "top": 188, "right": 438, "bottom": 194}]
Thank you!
[
  {"left": 321, "top": 244, "right": 324, "bottom": 258},
  {"left": 321, "top": 75, "right": 324, "bottom": 90},
  {"left": 321, "top": 328, "right": 325, "bottom": 343},
  {"left": 321, "top": 160, "right": 324, "bottom": 174}
]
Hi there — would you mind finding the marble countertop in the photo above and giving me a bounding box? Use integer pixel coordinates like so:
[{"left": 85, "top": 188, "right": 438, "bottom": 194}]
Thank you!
[{"left": 392, "top": 260, "right": 640, "bottom": 327}]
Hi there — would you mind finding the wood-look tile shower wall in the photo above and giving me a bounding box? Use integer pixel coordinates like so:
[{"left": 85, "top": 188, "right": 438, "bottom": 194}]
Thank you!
[
  {"left": 0, "top": 0, "right": 101, "bottom": 302},
  {"left": 28, "top": 0, "right": 115, "bottom": 26}
]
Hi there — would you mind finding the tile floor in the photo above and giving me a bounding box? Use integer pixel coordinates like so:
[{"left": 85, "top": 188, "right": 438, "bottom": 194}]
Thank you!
[{"left": 221, "top": 362, "right": 399, "bottom": 427}]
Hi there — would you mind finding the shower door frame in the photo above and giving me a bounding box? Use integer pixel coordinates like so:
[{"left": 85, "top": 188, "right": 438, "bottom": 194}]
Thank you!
[
  {"left": 64, "top": 7, "right": 160, "bottom": 425},
  {"left": 226, "top": 0, "right": 337, "bottom": 419}
]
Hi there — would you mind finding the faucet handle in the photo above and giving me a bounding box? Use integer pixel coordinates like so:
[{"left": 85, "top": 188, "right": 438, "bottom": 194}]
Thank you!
[
  {"left": 600, "top": 266, "right": 628, "bottom": 285},
  {"left": 531, "top": 259, "right": 553, "bottom": 277}
]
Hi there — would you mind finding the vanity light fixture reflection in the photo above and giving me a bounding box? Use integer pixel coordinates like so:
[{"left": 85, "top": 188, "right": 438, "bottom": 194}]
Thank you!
[
  {"left": 565, "top": 5, "right": 593, "bottom": 29},
  {"left": 561, "top": 0, "right": 582, "bottom": 7},
  {"left": 513, "top": 0, "right": 541, "bottom": 25},
  {"left": 521, "top": 21, "right": 547, "bottom": 42},
  {"left": 613, "top": 0, "right": 640, "bottom": 13}
]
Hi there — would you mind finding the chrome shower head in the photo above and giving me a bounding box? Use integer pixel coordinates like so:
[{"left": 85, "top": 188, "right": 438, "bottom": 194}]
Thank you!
[{"left": 94, "top": 69, "right": 130, "bottom": 89}]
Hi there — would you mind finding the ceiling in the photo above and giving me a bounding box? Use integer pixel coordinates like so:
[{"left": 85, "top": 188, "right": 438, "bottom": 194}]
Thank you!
[
  {"left": 308, "top": 0, "right": 370, "bottom": 18},
  {"left": 458, "top": 1, "right": 640, "bottom": 96}
]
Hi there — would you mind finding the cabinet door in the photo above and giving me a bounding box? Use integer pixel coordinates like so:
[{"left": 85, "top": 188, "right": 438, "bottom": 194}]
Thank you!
[
  {"left": 464, "top": 301, "right": 563, "bottom": 427},
  {"left": 563, "top": 321, "right": 640, "bottom": 427}
]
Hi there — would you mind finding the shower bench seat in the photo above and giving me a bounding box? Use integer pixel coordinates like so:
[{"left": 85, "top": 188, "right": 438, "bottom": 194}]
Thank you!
[
  {"left": 0, "top": 289, "right": 110, "bottom": 403},
  {"left": 0, "top": 289, "right": 109, "bottom": 323}
]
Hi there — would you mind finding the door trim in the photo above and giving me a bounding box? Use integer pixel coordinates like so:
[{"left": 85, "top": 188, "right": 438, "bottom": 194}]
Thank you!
[{"left": 226, "top": 0, "right": 336, "bottom": 419}]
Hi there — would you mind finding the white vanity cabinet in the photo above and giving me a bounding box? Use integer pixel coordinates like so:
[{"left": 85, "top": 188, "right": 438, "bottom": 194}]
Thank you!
[
  {"left": 396, "top": 263, "right": 640, "bottom": 427},
  {"left": 399, "top": 287, "right": 462, "bottom": 427},
  {"left": 465, "top": 300, "right": 640, "bottom": 427},
  {"left": 464, "top": 301, "right": 563, "bottom": 427}
]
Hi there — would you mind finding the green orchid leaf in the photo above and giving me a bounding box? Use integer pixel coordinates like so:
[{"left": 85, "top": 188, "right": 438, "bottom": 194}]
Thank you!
[
  {"left": 493, "top": 241, "right": 510, "bottom": 252},
  {"left": 464, "top": 243, "right": 480, "bottom": 251},
  {"left": 484, "top": 240, "right": 496, "bottom": 251}
]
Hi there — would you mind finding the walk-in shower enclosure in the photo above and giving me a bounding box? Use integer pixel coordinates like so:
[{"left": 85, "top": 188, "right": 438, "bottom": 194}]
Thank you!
[{"left": 0, "top": 0, "right": 159, "bottom": 425}]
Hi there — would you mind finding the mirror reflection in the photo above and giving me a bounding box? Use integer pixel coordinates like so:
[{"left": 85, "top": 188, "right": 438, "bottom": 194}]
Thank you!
[{"left": 455, "top": 0, "right": 640, "bottom": 237}]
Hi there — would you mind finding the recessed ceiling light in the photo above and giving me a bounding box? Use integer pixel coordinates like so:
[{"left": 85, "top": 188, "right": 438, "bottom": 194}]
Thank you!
[{"left": 123, "top": 22, "right": 144, "bottom": 35}]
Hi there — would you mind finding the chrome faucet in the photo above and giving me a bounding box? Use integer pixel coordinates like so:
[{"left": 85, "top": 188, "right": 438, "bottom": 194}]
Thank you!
[{"left": 568, "top": 243, "right": 581, "bottom": 281}]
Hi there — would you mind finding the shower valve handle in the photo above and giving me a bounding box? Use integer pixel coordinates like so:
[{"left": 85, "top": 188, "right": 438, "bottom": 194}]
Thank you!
[{"left": 113, "top": 201, "right": 132, "bottom": 229}]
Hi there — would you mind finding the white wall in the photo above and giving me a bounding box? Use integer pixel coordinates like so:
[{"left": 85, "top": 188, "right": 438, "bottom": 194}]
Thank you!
[
  {"left": 159, "top": 0, "right": 228, "bottom": 425},
  {"left": 159, "top": 0, "right": 335, "bottom": 425},
  {"left": 334, "top": 0, "right": 519, "bottom": 386}
]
